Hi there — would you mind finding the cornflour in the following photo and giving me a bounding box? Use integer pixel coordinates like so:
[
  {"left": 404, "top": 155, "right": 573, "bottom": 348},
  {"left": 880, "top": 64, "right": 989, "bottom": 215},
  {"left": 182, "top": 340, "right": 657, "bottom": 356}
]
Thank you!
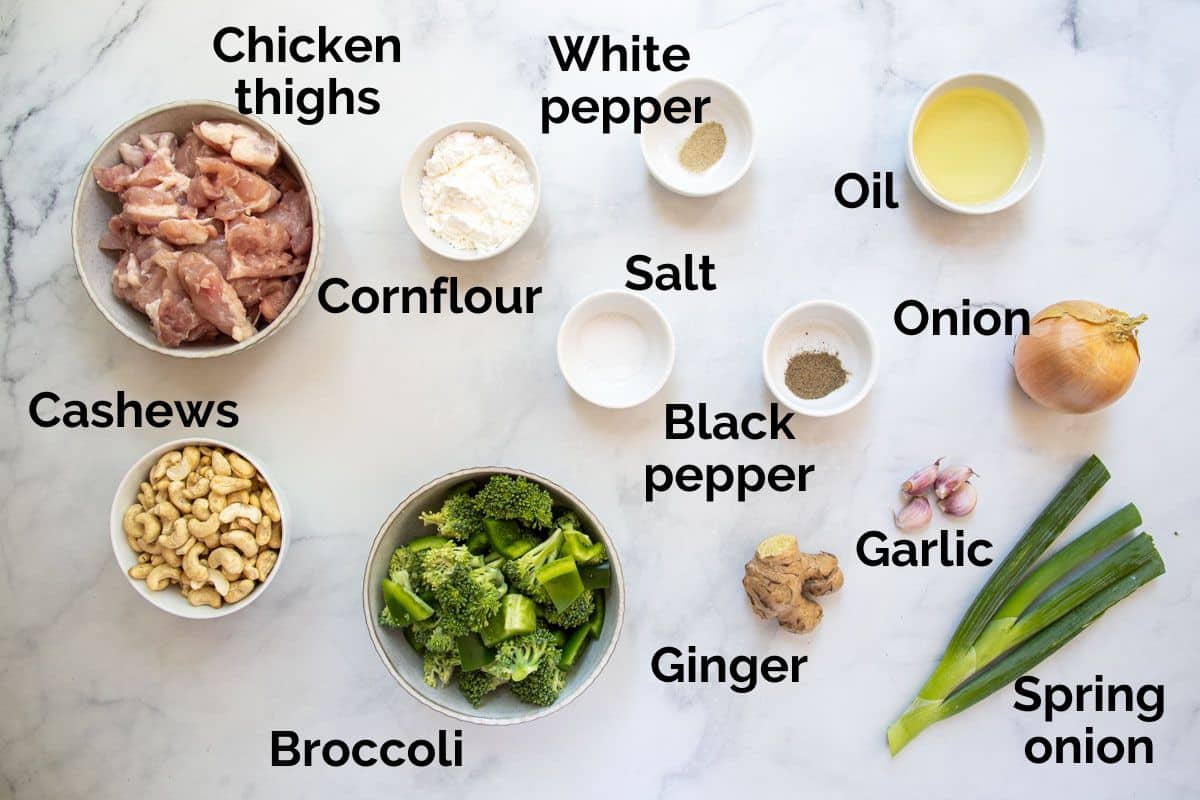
[{"left": 419, "top": 131, "right": 536, "bottom": 253}]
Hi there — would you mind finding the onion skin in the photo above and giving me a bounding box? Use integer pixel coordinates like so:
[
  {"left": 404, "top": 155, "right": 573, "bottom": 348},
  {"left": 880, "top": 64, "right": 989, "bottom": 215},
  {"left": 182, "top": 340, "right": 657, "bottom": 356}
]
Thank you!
[{"left": 1014, "top": 301, "right": 1146, "bottom": 414}]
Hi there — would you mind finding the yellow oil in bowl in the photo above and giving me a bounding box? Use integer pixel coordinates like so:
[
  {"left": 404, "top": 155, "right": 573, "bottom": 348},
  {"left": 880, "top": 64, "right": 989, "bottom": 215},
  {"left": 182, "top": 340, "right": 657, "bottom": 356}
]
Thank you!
[{"left": 913, "top": 87, "right": 1030, "bottom": 206}]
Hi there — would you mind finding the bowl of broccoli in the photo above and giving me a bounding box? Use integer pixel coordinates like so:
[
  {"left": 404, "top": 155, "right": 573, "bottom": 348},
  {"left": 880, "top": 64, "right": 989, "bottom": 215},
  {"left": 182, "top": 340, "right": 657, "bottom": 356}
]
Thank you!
[{"left": 363, "top": 468, "right": 625, "bottom": 724}]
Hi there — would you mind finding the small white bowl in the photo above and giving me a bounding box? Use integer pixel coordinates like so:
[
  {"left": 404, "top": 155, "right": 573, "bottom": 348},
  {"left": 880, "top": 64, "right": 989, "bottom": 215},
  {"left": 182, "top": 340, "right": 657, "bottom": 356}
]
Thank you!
[
  {"left": 363, "top": 467, "right": 625, "bottom": 725},
  {"left": 762, "top": 300, "right": 878, "bottom": 417},
  {"left": 401, "top": 121, "right": 541, "bottom": 261},
  {"left": 557, "top": 290, "right": 675, "bottom": 409},
  {"left": 73, "top": 100, "right": 323, "bottom": 358},
  {"left": 110, "top": 438, "right": 289, "bottom": 619},
  {"left": 906, "top": 73, "right": 1045, "bottom": 215},
  {"left": 640, "top": 77, "right": 755, "bottom": 197}
]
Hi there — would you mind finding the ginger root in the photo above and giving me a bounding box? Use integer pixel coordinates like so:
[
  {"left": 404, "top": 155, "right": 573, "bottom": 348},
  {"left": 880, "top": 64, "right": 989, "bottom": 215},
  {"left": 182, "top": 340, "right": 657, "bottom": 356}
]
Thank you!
[{"left": 743, "top": 534, "right": 843, "bottom": 634}]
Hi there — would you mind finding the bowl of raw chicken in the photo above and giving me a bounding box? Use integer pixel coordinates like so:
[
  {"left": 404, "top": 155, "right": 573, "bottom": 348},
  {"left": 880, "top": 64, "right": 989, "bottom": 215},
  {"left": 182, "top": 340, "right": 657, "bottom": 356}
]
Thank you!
[{"left": 72, "top": 100, "right": 322, "bottom": 357}]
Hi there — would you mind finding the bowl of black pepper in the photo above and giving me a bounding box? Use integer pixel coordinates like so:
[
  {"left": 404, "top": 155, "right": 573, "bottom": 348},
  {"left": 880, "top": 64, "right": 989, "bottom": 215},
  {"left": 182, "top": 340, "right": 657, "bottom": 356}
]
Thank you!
[{"left": 762, "top": 300, "right": 878, "bottom": 417}]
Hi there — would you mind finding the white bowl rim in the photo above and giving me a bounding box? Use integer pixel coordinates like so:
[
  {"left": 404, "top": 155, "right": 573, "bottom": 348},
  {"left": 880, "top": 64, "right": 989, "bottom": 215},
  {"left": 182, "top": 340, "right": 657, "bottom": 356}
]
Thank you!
[
  {"left": 400, "top": 120, "right": 542, "bottom": 262},
  {"left": 905, "top": 71, "right": 1046, "bottom": 215},
  {"left": 761, "top": 299, "right": 879, "bottom": 417},
  {"left": 556, "top": 288, "right": 676, "bottom": 409},
  {"left": 361, "top": 466, "right": 626, "bottom": 725},
  {"left": 639, "top": 75, "right": 756, "bottom": 198},
  {"left": 109, "top": 436, "right": 289, "bottom": 619},
  {"left": 72, "top": 99, "right": 324, "bottom": 359}
]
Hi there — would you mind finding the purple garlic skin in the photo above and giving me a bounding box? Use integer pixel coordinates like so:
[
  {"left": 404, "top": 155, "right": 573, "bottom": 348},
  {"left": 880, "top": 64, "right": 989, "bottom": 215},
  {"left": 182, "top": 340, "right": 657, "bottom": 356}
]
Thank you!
[
  {"left": 935, "top": 465, "right": 977, "bottom": 500},
  {"left": 939, "top": 482, "right": 978, "bottom": 517},
  {"left": 902, "top": 458, "right": 943, "bottom": 496},
  {"left": 894, "top": 495, "right": 933, "bottom": 530}
]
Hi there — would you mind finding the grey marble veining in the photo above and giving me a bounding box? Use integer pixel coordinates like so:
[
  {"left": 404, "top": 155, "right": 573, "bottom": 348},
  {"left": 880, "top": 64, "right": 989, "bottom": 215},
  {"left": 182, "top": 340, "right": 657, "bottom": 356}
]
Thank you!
[{"left": 2, "top": 0, "right": 1198, "bottom": 797}]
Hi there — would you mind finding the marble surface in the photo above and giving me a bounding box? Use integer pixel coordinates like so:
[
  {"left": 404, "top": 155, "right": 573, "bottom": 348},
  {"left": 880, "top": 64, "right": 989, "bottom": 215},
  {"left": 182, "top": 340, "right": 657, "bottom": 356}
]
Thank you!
[{"left": 2, "top": 0, "right": 1198, "bottom": 797}]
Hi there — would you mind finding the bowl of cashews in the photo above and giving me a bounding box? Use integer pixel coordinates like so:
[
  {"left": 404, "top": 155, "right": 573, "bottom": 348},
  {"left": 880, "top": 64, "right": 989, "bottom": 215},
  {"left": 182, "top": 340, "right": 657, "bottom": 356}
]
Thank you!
[{"left": 110, "top": 437, "right": 289, "bottom": 618}]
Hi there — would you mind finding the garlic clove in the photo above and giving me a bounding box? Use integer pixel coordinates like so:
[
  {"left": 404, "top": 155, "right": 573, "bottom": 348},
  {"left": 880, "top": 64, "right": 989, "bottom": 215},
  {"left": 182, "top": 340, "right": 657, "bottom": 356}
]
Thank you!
[
  {"left": 902, "top": 458, "right": 943, "bottom": 496},
  {"left": 894, "top": 496, "right": 933, "bottom": 530},
  {"left": 935, "top": 465, "right": 977, "bottom": 500},
  {"left": 938, "top": 482, "right": 978, "bottom": 517}
]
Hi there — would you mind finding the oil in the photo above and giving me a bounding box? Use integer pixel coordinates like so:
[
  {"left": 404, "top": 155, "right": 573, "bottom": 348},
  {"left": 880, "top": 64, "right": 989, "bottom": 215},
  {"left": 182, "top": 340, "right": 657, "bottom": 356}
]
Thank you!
[{"left": 913, "top": 87, "right": 1030, "bottom": 206}]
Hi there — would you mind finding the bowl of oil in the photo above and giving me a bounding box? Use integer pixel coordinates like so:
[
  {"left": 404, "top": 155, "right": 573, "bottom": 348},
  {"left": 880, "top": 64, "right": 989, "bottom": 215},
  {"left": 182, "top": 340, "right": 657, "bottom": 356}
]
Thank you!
[{"left": 906, "top": 73, "right": 1044, "bottom": 215}]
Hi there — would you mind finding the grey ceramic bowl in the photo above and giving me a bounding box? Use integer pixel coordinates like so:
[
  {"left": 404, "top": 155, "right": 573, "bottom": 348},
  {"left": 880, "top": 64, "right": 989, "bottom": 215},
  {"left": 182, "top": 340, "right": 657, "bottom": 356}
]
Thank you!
[
  {"left": 363, "top": 467, "right": 625, "bottom": 725},
  {"left": 72, "top": 100, "right": 323, "bottom": 358}
]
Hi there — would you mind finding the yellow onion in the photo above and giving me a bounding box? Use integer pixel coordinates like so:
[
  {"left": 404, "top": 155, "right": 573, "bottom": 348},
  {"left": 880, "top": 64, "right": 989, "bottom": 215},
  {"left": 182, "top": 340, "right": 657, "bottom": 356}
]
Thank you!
[{"left": 1014, "top": 301, "right": 1147, "bottom": 414}]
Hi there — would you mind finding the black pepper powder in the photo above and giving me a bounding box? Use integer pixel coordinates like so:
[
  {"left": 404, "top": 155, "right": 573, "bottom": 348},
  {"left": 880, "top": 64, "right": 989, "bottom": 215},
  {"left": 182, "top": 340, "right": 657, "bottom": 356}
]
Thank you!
[{"left": 784, "top": 350, "right": 849, "bottom": 399}]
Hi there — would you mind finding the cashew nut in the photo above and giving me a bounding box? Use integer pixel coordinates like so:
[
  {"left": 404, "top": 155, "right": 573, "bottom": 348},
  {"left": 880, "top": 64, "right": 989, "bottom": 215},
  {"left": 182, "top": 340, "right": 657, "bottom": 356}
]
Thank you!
[
  {"left": 242, "top": 564, "right": 260, "bottom": 581},
  {"left": 224, "top": 579, "right": 255, "bottom": 603},
  {"left": 159, "top": 518, "right": 190, "bottom": 550},
  {"left": 219, "top": 503, "right": 262, "bottom": 525},
  {"left": 228, "top": 452, "right": 256, "bottom": 479},
  {"left": 145, "top": 564, "right": 181, "bottom": 591},
  {"left": 160, "top": 547, "right": 181, "bottom": 568},
  {"left": 167, "top": 481, "right": 192, "bottom": 513},
  {"left": 191, "top": 497, "right": 211, "bottom": 521},
  {"left": 210, "top": 476, "right": 252, "bottom": 495},
  {"left": 207, "top": 569, "right": 230, "bottom": 597},
  {"left": 182, "top": 445, "right": 202, "bottom": 470},
  {"left": 187, "top": 514, "right": 220, "bottom": 539},
  {"left": 269, "top": 522, "right": 282, "bottom": 550},
  {"left": 183, "top": 542, "right": 208, "bottom": 582},
  {"left": 150, "top": 451, "right": 183, "bottom": 482},
  {"left": 227, "top": 489, "right": 251, "bottom": 505},
  {"left": 150, "top": 554, "right": 164, "bottom": 565},
  {"left": 152, "top": 501, "right": 180, "bottom": 526},
  {"left": 207, "top": 491, "right": 228, "bottom": 514},
  {"left": 182, "top": 477, "right": 210, "bottom": 500},
  {"left": 133, "top": 511, "right": 162, "bottom": 544},
  {"left": 188, "top": 586, "right": 222, "bottom": 608},
  {"left": 211, "top": 450, "right": 232, "bottom": 477},
  {"left": 256, "top": 550, "right": 278, "bottom": 581},
  {"left": 123, "top": 504, "right": 145, "bottom": 538},
  {"left": 255, "top": 516, "right": 272, "bottom": 547},
  {"left": 165, "top": 458, "right": 192, "bottom": 482},
  {"left": 207, "top": 547, "right": 245, "bottom": 579},
  {"left": 259, "top": 489, "right": 281, "bottom": 522},
  {"left": 128, "top": 563, "right": 154, "bottom": 580},
  {"left": 175, "top": 535, "right": 196, "bottom": 556},
  {"left": 220, "top": 529, "right": 259, "bottom": 558},
  {"left": 137, "top": 482, "right": 156, "bottom": 509}
]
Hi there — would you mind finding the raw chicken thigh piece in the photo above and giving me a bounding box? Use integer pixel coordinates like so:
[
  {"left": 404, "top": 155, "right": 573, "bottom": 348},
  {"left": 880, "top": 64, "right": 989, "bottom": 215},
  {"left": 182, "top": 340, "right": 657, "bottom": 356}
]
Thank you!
[
  {"left": 177, "top": 252, "right": 255, "bottom": 342},
  {"left": 151, "top": 251, "right": 219, "bottom": 346},
  {"left": 111, "top": 251, "right": 166, "bottom": 314},
  {"left": 194, "top": 157, "right": 281, "bottom": 219},
  {"left": 225, "top": 216, "right": 303, "bottom": 280},
  {"left": 175, "top": 132, "right": 221, "bottom": 178},
  {"left": 121, "top": 186, "right": 195, "bottom": 227},
  {"left": 156, "top": 218, "right": 217, "bottom": 246},
  {"left": 261, "top": 188, "right": 312, "bottom": 256},
  {"left": 194, "top": 121, "right": 279, "bottom": 172}
]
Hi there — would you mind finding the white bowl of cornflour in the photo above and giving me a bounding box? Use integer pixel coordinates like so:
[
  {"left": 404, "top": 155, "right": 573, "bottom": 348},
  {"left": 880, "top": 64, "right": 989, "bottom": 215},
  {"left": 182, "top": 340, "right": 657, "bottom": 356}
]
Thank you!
[
  {"left": 640, "top": 77, "right": 755, "bottom": 197},
  {"left": 762, "top": 300, "right": 878, "bottom": 417}
]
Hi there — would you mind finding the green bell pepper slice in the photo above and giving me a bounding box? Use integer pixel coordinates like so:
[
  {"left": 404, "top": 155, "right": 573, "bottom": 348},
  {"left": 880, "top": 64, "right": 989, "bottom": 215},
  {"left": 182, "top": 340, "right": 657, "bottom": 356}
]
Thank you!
[
  {"left": 562, "top": 530, "right": 606, "bottom": 565},
  {"left": 484, "top": 519, "right": 539, "bottom": 559},
  {"left": 481, "top": 593, "right": 538, "bottom": 647},
  {"left": 381, "top": 578, "right": 435, "bottom": 625},
  {"left": 588, "top": 591, "right": 605, "bottom": 639},
  {"left": 579, "top": 562, "right": 611, "bottom": 590},
  {"left": 456, "top": 633, "right": 495, "bottom": 672},
  {"left": 536, "top": 556, "right": 586, "bottom": 612},
  {"left": 408, "top": 535, "right": 452, "bottom": 552},
  {"left": 558, "top": 624, "right": 592, "bottom": 670}
]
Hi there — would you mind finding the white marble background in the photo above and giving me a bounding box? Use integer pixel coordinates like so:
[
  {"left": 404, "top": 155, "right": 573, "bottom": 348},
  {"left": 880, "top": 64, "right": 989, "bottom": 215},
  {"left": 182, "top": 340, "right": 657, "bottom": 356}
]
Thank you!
[{"left": 2, "top": 0, "right": 1198, "bottom": 797}]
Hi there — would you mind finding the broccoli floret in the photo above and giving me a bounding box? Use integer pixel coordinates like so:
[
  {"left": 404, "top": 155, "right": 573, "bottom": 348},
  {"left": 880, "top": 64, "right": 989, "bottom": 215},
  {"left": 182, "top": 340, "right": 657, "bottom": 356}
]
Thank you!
[
  {"left": 500, "top": 530, "right": 562, "bottom": 604},
  {"left": 417, "top": 544, "right": 507, "bottom": 634},
  {"left": 424, "top": 650, "right": 460, "bottom": 689},
  {"left": 378, "top": 606, "right": 408, "bottom": 629},
  {"left": 510, "top": 663, "right": 567, "bottom": 707},
  {"left": 474, "top": 475, "right": 554, "bottom": 529},
  {"left": 458, "top": 670, "right": 507, "bottom": 708},
  {"left": 419, "top": 488, "right": 486, "bottom": 541},
  {"left": 483, "top": 628, "right": 561, "bottom": 683},
  {"left": 389, "top": 544, "right": 435, "bottom": 598},
  {"left": 541, "top": 590, "right": 595, "bottom": 629}
]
